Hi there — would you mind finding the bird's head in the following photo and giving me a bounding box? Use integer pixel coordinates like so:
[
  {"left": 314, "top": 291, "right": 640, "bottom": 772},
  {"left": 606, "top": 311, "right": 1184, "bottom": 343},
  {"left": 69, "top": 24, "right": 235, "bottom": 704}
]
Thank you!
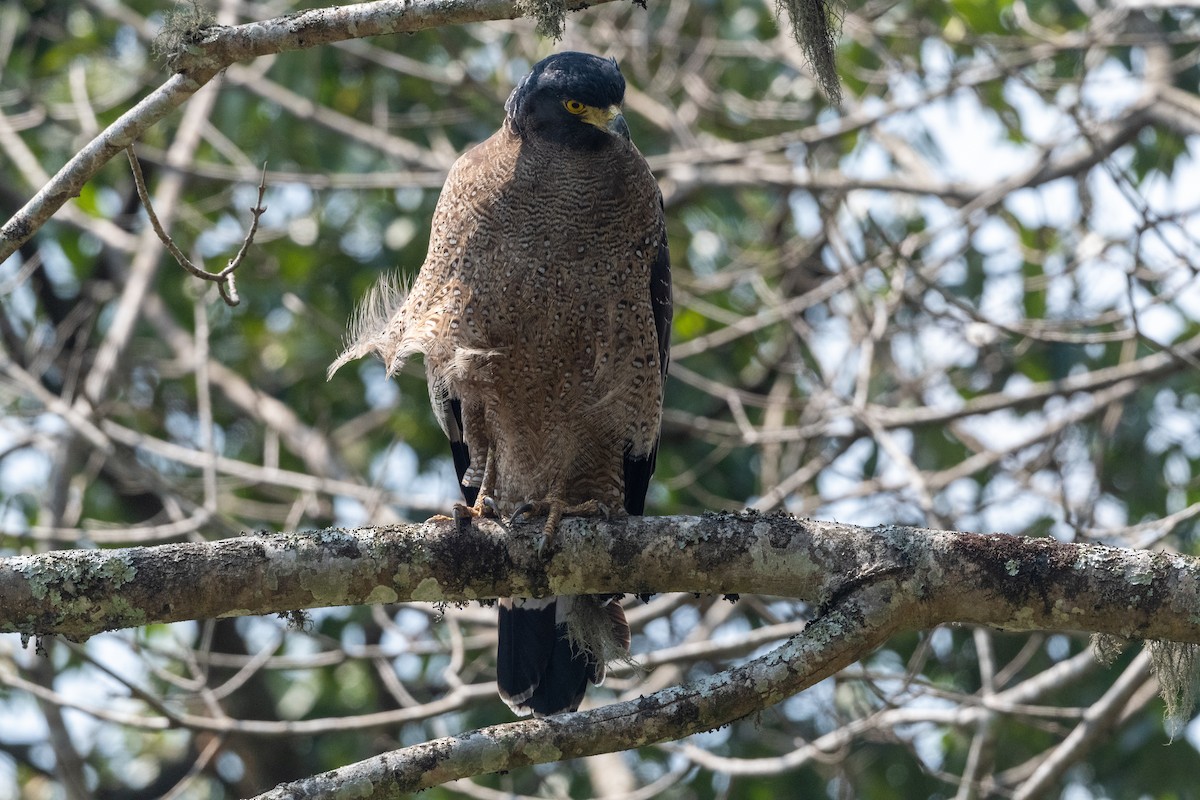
[{"left": 504, "top": 52, "right": 631, "bottom": 149}]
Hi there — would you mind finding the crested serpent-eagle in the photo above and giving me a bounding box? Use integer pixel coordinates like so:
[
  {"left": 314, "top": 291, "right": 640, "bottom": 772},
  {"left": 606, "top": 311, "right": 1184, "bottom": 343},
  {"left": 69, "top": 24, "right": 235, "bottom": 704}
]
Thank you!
[{"left": 330, "top": 51, "right": 672, "bottom": 716}]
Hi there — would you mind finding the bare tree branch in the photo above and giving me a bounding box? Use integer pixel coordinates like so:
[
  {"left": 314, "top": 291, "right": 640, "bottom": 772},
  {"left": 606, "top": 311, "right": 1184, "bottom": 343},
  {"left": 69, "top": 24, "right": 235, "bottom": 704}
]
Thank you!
[
  {"left": 1012, "top": 650, "right": 1154, "bottom": 800},
  {"left": 4, "top": 2, "right": 1200, "bottom": 795},
  {"left": 2, "top": 514, "right": 1199, "bottom": 646}
]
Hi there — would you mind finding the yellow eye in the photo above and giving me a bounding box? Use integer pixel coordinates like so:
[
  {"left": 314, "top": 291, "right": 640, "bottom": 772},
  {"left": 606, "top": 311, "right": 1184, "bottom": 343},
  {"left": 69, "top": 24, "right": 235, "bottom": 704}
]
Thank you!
[{"left": 563, "top": 99, "right": 587, "bottom": 115}]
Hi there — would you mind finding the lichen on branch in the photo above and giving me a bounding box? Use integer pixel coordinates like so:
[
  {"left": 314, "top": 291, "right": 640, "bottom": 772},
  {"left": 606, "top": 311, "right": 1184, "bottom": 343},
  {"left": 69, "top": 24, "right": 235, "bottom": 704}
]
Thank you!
[
  {"left": 776, "top": 0, "right": 845, "bottom": 103},
  {"left": 152, "top": 0, "right": 220, "bottom": 65}
]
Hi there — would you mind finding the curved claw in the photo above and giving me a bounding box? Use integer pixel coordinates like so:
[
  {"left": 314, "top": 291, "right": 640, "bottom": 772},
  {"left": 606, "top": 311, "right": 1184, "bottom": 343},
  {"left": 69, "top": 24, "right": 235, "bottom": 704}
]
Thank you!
[
  {"left": 481, "top": 496, "right": 501, "bottom": 518},
  {"left": 509, "top": 501, "right": 536, "bottom": 525}
]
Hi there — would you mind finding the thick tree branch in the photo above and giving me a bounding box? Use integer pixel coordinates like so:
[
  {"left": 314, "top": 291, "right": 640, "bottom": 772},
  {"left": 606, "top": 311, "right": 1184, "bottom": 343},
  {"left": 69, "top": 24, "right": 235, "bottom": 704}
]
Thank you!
[
  {"left": 162, "top": 0, "right": 608, "bottom": 76},
  {"left": 0, "top": 0, "right": 617, "bottom": 264},
  {"left": 2, "top": 514, "right": 1199, "bottom": 647},
  {"left": 19, "top": 508, "right": 1192, "bottom": 798},
  {"left": 252, "top": 577, "right": 902, "bottom": 798}
]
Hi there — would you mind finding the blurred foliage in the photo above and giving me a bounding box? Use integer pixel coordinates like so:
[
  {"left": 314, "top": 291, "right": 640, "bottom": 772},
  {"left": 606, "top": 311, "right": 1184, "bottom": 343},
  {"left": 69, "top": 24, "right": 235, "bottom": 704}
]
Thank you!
[{"left": 2, "top": 0, "right": 1200, "bottom": 797}]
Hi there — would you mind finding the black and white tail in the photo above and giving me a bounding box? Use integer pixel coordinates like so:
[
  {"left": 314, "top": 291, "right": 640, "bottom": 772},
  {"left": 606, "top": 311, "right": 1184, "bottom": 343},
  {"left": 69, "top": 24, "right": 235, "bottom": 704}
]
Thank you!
[{"left": 497, "top": 595, "right": 631, "bottom": 716}]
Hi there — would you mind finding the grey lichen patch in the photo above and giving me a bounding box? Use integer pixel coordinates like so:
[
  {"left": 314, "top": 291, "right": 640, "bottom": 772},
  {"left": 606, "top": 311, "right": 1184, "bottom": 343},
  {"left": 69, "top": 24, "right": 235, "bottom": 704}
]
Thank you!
[
  {"left": 515, "top": 0, "right": 566, "bottom": 39},
  {"left": 364, "top": 584, "right": 398, "bottom": 605},
  {"left": 1052, "top": 598, "right": 1084, "bottom": 618},
  {"left": 479, "top": 744, "right": 509, "bottom": 773},
  {"left": 748, "top": 521, "right": 779, "bottom": 570},
  {"left": 99, "top": 553, "right": 137, "bottom": 584},
  {"left": 298, "top": 564, "right": 352, "bottom": 605},
  {"left": 670, "top": 516, "right": 711, "bottom": 549},
  {"left": 10, "top": 550, "right": 141, "bottom": 636},
  {"left": 1005, "top": 559, "right": 1019, "bottom": 576},
  {"left": 15, "top": 551, "right": 137, "bottom": 602},
  {"left": 332, "top": 774, "right": 377, "bottom": 798},
  {"left": 311, "top": 527, "right": 368, "bottom": 558},
  {"left": 1073, "top": 548, "right": 1108, "bottom": 571},
  {"left": 521, "top": 739, "right": 563, "bottom": 762},
  {"left": 391, "top": 563, "right": 413, "bottom": 594},
  {"left": 289, "top": 527, "right": 378, "bottom": 604},
  {"left": 1009, "top": 605, "right": 1037, "bottom": 627},
  {"left": 12, "top": 555, "right": 56, "bottom": 601},
  {"left": 104, "top": 595, "right": 146, "bottom": 627},
  {"left": 411, "top": 577, "right": 445, "bottom": 602},
  {"left": 1127, "top": 562, "right": 1156, "bottom": 586}
]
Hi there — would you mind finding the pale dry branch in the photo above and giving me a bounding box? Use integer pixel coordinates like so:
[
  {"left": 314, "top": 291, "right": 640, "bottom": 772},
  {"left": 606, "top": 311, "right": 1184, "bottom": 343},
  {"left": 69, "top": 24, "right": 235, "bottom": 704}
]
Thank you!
[
  {"left": 665, "top": 646, "right": 1106, "bottom": 782},
  {"left": 1012, "top": 651, "right": 1155, "bottom": 799},
  {"left": 0, "top": 659, "right": 497, "bottom": 735},
  {"left": 222, "top": 62, "right": 444, "bottom": 167}
]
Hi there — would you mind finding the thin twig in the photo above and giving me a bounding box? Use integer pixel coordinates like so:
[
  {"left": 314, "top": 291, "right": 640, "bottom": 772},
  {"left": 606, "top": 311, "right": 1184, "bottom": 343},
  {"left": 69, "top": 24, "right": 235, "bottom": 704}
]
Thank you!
[{"left": 125, "top": 147, "right": 266, "bottom": 306}]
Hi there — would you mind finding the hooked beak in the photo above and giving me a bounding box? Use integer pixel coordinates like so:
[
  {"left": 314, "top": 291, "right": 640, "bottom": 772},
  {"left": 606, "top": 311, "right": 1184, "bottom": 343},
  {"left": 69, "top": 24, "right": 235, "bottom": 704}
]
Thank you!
[
  {"left": 581, "top": 104, "right": 631, "bottom": 141},
  {"left": 607, "top": 109, "right": 631, "bottom": 141}
]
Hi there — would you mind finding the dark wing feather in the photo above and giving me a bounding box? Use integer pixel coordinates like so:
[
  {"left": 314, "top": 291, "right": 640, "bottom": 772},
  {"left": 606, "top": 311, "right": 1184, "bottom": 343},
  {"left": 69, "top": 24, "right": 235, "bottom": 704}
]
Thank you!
[
  {"left": 623, "top": 229, "right": 672, "bottom": 515},
  {"left": 438, "top": 395, "right": 478, "bottom": 506}
]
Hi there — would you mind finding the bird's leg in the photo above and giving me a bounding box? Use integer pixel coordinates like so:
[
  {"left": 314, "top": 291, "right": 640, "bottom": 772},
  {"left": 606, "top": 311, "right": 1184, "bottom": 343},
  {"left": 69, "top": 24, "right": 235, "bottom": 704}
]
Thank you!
[
  {"left": 448, "top": 457, "right": 499, "bottom": 521},
  {"left": 470, "top": 447, "right": 499, "bottom": 518},
  {"left": 442, "top": 491, "right": 499, "bottom": 524},
  {"left": 510, "top": 497, "right": 611, "bottom": 556},
  {"left": 431, "top": 448, "right": 497, "bottom": 524},
  {"left": 509, "top": 498, "right": 565, "bottom": 556},
  {"left": 433, "top": 415, "right": 498, "bottom": 523}
]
